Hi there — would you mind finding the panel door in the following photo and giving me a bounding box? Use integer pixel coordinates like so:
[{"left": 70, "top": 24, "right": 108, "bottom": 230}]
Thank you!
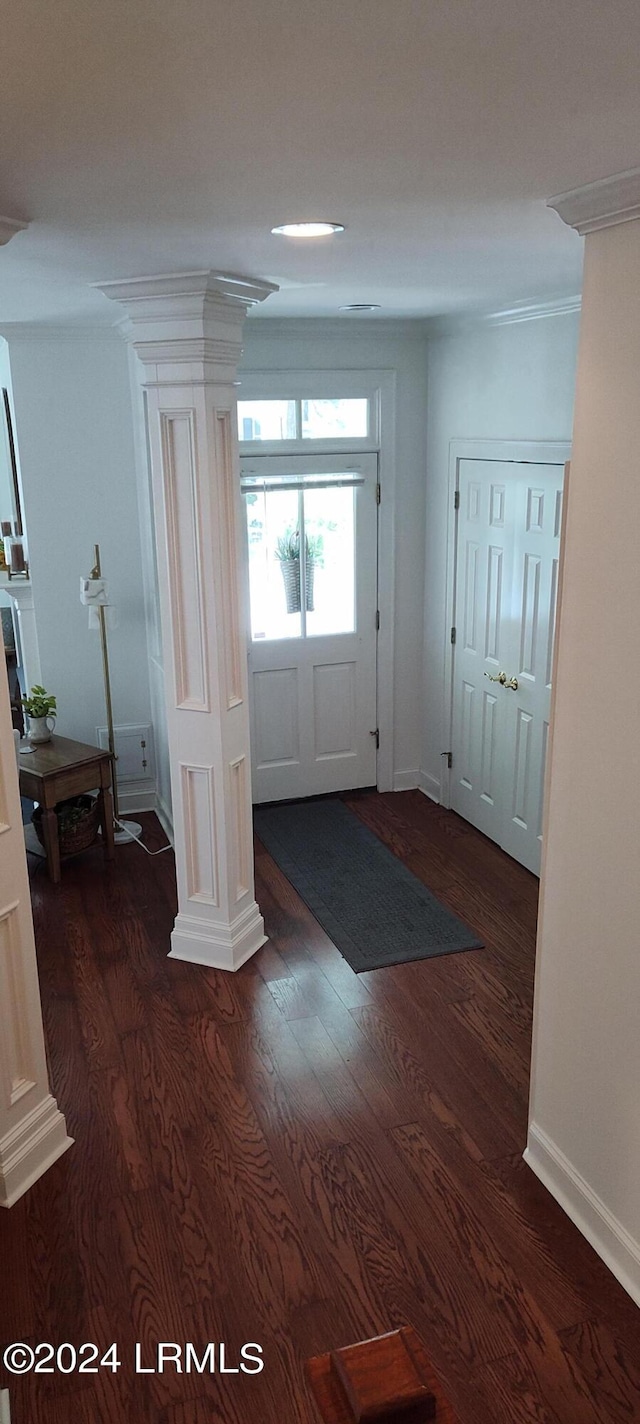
[
  {"left": 242, "top": 454, "right": 378, "bottom": 803},
  {"left": 500, "top": 468, "right": 564, "bottom": 873},
  {"left": 451, "top": 459, "right": 564, "bottom": 875}
]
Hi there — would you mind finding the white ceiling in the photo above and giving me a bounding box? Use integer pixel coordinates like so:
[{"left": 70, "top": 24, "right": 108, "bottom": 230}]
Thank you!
[{"left": 1, "top": 0, "right": 639, "bottom": 325}]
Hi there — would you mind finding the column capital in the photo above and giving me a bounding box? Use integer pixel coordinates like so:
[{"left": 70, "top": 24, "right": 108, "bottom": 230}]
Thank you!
[
  {"left": 548, "top": 167, "right": 640, "bottom": 235},
  {"left": 94, "top": 269, "right": 278, "bottom": 378}
]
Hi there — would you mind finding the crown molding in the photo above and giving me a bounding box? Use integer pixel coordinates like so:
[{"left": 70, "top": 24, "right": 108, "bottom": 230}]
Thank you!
[
  {"left": 0, "top": 215, "right": 28, "bottom": 247},
  {"left": 548, "top": 168, "right": 640, "bottom": 235},
  {"left": 0, "top": 322, "right": 120, "bottom": 342},
  {"left": 424, "top": 294, "right": 581, "bottom": 337},
  {"left": 243, "top": 315, "right": 432, "bottom": 341},
  {"left": 481, "top": 294, "right": 582, "bottom": 327}
]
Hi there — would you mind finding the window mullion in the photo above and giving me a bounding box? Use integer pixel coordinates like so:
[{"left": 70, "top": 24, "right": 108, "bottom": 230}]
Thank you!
[{"left": 299, "top": 486, "right": 307, "bottom": 639}]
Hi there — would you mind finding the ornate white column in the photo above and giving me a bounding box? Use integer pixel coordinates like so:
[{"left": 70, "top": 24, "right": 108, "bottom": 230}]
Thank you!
[
  {"left": 0, "top": 656, "right": 71, "bottom": 1207},
  {"left": 97, "top": 272, "right": 276, "bottom": 970}
]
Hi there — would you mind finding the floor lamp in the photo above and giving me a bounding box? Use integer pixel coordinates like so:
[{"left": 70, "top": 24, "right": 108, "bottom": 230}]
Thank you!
[{"left": 81, "top": 544, "right": 142, "bottom": 846}]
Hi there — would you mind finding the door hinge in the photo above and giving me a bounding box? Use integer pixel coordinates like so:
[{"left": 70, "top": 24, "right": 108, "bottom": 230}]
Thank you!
[
  {"left": 375, "top": 609, "right": 380, "bottom": 631},
  {"left": 370, "top": 728, "right": 380, "bottom": 750},
  {"left": 375, "top": 482, "right": 381, "bottom": 505},
  {"left": 454, "top": 489, "right": 460, "bottom": 510},
  {"left": 447, "top": 751, "right": 452, "bottom": 769},
  {"left": 450, "top": 626, "right": 456, "bottom": 644}
]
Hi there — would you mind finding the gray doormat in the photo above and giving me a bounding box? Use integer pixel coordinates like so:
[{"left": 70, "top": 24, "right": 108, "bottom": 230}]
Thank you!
[{"left": 254, "top": 798, "right": 484, "bottom": 972}]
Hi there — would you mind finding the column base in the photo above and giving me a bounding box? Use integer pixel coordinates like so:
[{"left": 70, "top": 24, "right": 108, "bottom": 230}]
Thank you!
[
  {"left": 0, "top": 1094, "right": 73, "bottom": 1208},
  {"left": 168, "top": 900, "right": 267, "bottom": 971}
]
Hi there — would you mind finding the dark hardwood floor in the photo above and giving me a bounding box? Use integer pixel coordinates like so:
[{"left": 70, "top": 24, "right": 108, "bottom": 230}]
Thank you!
[{"left": 1, "top": 791, "right": 639, "bottom": 1422}]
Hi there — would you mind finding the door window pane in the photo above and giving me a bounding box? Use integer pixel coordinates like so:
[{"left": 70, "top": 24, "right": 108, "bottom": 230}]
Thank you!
[
  {"left": 304, "top": 486, "right": 355, "bottom": 636},
  {"left": 301, "top": 398, "right": 369, "bottom": 440},
  {"left": 238, "top": 400, "right": 297, "bottom": 442},
  {"left": 245, "top": 488, "right": 302, "bottom": 640}
]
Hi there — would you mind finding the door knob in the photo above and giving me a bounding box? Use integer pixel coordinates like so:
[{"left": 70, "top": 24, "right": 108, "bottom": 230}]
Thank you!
[{"left": 484, "top": 671, "right": 518, "bottom": 691}]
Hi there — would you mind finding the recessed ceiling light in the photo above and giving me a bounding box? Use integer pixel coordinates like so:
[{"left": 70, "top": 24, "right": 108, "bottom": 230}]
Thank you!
[
  {"left": 271, "top": 221, "right": 345, "bottom": 237},
  {"left": 339, "top": 304, "right": 381, "bottom": 312}
]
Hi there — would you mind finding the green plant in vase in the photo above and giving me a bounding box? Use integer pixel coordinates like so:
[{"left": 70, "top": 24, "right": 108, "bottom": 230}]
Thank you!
[
  {"left": 21, "top": 684, "right": 57, "bottom": 745},
  {"left": 274, "top": 528, "right": 323, "bottom": 613}
]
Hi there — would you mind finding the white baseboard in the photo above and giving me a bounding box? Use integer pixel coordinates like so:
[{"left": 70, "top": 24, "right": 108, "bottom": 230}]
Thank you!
[
  {"left": 0, "top": 1095, "right": 73, "bottom": 1209},
  {"left": 116, "top": 782, "right": 157, "bottom": 815},
  {"left": 525, "top": 1121, "right": 640, "bottom": 1309},
  {"left": 392, "top": 769, "right": 421, "bottom": 791},
  {"left": 391, "top": 770, "right": 441, "bottom": 800},
  {"left": 418, "top": 770, "right": 441, "bottom": 803}
]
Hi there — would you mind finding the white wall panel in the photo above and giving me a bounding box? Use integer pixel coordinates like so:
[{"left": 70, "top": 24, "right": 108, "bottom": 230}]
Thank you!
[
  {"left": 313, "top": 662, "right": 356, "bottom": 759},
  {"left": 181, "top": 763, "right": 217, "bottom": 904},
  {"left": 519, "top": 553, "right": 541, "bottom": 679},
  {"left": 253, "top": 667, "right": 299, "bottom": 767},
  {"left": 460, "top": 680, "right": 474, "bottom": 790},
  {"left": 512, "top": 708, "right": 533, "bottom": 828},
  {"left": 463, "top": 542, "right": 479, "bottom": 653},
  {"left": 480, "top": 691, "right": 498, "bottom": 805},
  {"left": 485, "top": 546, "right": 503, "bottom": 662},
  {"left": 161, "top": 410, "right": 210, "bottom": 712},
  {"left": 0, "top": 902, "right": 34, "bottom": 1108}
]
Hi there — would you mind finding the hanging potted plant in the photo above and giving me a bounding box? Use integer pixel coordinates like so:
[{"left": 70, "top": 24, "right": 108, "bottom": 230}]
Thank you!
[
  {"left": 21, "top": 685, "right": 57, "bottom": 744},
  {"left": 274, "top": 528, "right": 323, "bottom": 613}
]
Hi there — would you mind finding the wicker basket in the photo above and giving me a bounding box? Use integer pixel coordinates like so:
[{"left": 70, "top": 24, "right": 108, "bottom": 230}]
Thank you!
[
  {"left": 33, "top": 794, "right": 101, "bottom": 856},
  {"left": 279, "top": 558, "right": 315, "bottom": 613}
]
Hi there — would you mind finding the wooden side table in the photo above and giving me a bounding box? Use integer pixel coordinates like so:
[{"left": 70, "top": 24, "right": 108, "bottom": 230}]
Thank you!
[{"left": 18, "top": 734, "right": 115, "bottom": 884}]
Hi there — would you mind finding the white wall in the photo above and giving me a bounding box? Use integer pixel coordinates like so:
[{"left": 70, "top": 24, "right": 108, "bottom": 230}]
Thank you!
[
  {"left": 527, "top": 220, "right": 640, "bottom": 1307},
  {"left": 240, "top": 319, "right": 429, "bottom": 784},
  {"left": 422, "top": 312, "right": 580, "bottom": 790},
  {"left": 1, "top": 331, "right": 152, "bottom": 764}
]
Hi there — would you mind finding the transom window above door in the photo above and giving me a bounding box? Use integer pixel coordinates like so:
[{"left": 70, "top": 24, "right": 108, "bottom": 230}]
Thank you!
[{"left": 238, "top": 397, "right": 370, "bottom": 444}]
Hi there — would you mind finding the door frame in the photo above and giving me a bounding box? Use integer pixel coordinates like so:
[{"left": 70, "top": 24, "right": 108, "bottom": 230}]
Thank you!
[
  {"left": 442, "top": 438, "right": 571, "bottom": 809},
  {"left": 237, "top": 368, "right": 397, "bottom": 792}
]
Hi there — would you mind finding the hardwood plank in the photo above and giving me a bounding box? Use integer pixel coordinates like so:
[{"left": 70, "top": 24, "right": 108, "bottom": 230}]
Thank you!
[
  {"left": 190, "top": 1015, "right": 329, "bottom": 1312},
  {"left": 487, "top": 1153, "right": 640, "bottom": 1350},
  {"left": 476, "top": 1350, "right": 564, "bottom": 1423},
  {"left": 560, "top": 1319, "right": 640, "bottom": 1423},
  {"left": 352, "top": 995, "right": 519, "bottom": 1162},
  {"left": 388, "top": 1120, "right": 602, "bottom": 1409}
]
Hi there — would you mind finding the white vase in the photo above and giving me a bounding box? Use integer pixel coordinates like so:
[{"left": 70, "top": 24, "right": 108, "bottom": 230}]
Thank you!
[{"left": 27, "top": 714, "right": 56, "bottom": 745}]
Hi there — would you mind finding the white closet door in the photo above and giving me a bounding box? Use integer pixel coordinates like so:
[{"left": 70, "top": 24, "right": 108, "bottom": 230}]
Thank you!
[
  {"left": 451, "top": 459, "right": 564, "bottom": 875},
  {"left": 500, "top": 468, "right": 564, "bottom": 873},
  {"left": 242, "top": 454, "right": 378, "bottom": 803}
]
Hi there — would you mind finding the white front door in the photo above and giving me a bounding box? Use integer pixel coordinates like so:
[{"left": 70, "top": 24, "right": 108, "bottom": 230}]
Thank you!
[
  {"left": 451, "top": 459, "right": 564, "bottom": 875},
  {"left": 242, "top": 454, "right": 378, "bottom": 803}
]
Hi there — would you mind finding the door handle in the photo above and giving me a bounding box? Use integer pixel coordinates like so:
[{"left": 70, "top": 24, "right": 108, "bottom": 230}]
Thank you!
[{"left": 484, "top": 671, "right": 519, "bottom": 691}]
